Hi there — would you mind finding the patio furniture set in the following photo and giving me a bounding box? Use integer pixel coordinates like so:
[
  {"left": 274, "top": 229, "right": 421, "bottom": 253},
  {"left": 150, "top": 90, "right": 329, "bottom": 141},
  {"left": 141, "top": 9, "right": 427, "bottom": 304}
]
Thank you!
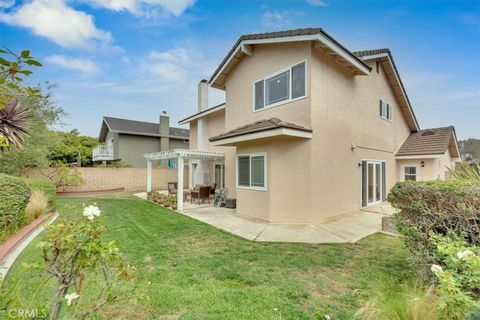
[{"left": 167, "top": 182, "right": 216, "bottom": 204}]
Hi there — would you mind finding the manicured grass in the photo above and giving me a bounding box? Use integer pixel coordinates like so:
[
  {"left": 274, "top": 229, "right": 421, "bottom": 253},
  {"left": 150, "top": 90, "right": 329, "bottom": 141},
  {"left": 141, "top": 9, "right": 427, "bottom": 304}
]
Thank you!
[{"left": 8, "top": 195, "right": 418, "bottom": 319}]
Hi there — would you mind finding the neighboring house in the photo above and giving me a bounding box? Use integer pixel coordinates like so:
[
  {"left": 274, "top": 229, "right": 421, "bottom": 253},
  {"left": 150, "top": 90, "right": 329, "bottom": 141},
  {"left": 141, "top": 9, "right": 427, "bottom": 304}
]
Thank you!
[
  {"left": 93, "top": 112, "right": 189, "bottom": 167},
  {"left": 177, "top": 27, "right": 460, "bottom": 223}
]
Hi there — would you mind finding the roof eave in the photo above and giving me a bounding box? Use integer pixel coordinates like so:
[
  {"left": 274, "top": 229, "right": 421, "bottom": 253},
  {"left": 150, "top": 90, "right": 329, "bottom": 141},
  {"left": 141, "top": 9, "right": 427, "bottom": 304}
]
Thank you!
[
  {"left": 209, "top": 34, "right": 371, "bottom": 90},
  {"left": 178, "top": 103, "right": 226, "bottom": 125},
  {"left": 210, "top": 127, "right": 312, "bottom": 146},
  {"left": 358, "top": 52, "right": 420, "bottom": 132}
]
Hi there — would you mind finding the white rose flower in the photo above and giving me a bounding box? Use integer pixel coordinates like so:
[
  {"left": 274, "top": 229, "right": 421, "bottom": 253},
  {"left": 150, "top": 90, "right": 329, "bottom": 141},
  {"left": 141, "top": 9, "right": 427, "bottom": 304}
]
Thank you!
[
  {"left": 65, "top": 292, "right": 80, "bottom": 306},
  {"left": 83, "top": 205, "right": 101, "bottom": 220},
  {"left": 431, "top": 264, "right": 443, "bottom": 276},
  {"left": 457, "top": 250, "right": 475, "bottom": 260}
]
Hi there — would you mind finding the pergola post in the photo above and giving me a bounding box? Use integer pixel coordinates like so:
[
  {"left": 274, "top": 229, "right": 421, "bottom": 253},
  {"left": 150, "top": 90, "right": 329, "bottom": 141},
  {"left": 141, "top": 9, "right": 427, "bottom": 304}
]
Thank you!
[
  {"left": 146, "top": 159, "right": 152, "bottom": 192},
  {"left": 177, "top": 157, "right": 184, "bottom": 210}
]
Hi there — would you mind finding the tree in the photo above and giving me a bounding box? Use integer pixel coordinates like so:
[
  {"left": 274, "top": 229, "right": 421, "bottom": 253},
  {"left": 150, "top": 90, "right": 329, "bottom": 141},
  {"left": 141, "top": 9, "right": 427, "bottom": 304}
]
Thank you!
[
  {"left": 0, "top": 84, "right": 64, "bottom": 175},
  {"left": 48, "top": 130, "right": 98, "bottom": 166},
  {"left": 0, "top": 48, "right": 42, "bottom": 149}
]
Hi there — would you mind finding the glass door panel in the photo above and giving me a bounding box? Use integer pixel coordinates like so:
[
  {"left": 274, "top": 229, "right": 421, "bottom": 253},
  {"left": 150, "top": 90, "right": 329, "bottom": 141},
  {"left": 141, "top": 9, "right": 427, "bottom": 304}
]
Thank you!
[
  {"left": 375, "top": 163, "right": 381, "bottom": 202},
  {"left": 368, "top": 163, "right": 374, "bottom": 203}
]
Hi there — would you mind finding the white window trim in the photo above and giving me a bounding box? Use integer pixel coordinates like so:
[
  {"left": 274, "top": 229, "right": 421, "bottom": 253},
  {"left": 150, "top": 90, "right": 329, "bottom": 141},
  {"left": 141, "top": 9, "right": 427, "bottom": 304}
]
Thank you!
[
  {"left": 236, "top": 152, "right": 267, "bottom": 191},
  {"left": 379, "top": 100, "right": 393, "bottom": 122},
  {"left": 253, "top": 59, "right": 307, "bottom": 113},
  {"left": 401, "top": 165, "right": 420, "bottom": 181}
]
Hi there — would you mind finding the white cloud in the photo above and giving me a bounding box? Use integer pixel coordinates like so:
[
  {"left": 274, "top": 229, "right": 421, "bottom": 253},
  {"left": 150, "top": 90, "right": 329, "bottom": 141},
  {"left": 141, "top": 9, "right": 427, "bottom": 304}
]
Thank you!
[
  {"left": 261, "top": 11, "right": 292, "bottom": 29},
  {"left": 144, "top": 48, "right": 190, "bottom": 81},
  {"left": 0, "top": 0, "right": 111, "bottom": 49},
  {"left": 307, "top": 0, "right": 328, "bottom": 7},
  {"left": 81, "top": 0, "right": 196, "bottom": 16},
  {"left": 45, "top": 55, "right": 100, "bottom": 73},
  {"left": 0, "top": 0, "right": 14, "bottom": 9}
]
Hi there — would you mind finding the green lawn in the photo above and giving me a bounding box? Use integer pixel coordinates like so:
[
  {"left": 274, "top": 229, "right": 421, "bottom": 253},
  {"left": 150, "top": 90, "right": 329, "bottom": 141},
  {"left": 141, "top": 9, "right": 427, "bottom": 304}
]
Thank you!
[{"left": 8, "top": 195, "right": 418, "bottom": 319}]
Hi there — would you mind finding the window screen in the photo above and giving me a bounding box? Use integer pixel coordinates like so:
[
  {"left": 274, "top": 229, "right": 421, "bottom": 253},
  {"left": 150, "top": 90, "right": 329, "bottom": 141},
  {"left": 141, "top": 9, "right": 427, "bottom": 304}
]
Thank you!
[
  {"left": 265, "top": 70, "right": 290, "bottom": 105},
  {"left": 254, "top": 80, "right": 264, "bottom": 110},
  {"left": 292, "top": 62, "right": 306, "bottom": 99},
  {"left": 238, "top": 156, "right": 250, "bottom": 187},
  {"left": 251, "top": 156, "right": 265, "bottom": 187}
]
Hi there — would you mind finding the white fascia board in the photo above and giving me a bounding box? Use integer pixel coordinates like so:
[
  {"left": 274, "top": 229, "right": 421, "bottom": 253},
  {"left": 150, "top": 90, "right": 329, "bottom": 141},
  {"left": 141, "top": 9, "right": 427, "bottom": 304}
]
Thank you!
[
  {"left": 210, "top": 35, "right": 370, "bottom": 86},
  {"left": 360, "top": 53, "right": 420, "bottom": 131},
  {"left": 178, "top": 104, "right": 226, "bottom": 125},
  {"left": 395, "top": 154, "right": 444, "bottom": 160},
  {"left": 315, "top": 33, "right": 370, "bottom": 75},
  {"left": 210, "top": 128, "right": 312, "bottom": 146}
]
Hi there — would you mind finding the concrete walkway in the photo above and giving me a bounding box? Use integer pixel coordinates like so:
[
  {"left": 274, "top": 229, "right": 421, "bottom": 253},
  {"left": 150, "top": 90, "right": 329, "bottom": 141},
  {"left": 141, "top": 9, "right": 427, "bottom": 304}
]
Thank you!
[{"left": 135, "top": 192, "right": 385, "bottom": 244}]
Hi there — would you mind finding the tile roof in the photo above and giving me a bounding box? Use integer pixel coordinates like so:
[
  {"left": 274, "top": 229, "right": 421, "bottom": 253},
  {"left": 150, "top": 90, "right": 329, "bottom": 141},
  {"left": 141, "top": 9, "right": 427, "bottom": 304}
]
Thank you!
[
  {"left": 103, "top": 117, "right": 189, "bottom": 138},
  {"left": 353, "top": 48, "right": 391, "bottom": 57},
  {"left": 396, "top": 126, "right": 456, "bottom": 156},
  {"left": 209, "top": 117, "right": 312, "bottom": 142},
  {"left": 209, "top": 27, "right": 369, "bottom": 84}
]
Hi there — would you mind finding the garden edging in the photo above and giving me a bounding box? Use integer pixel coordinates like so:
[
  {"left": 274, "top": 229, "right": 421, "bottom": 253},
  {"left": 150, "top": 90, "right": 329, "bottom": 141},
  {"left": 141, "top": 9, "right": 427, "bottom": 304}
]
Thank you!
[{"left": 0, "top": 213, "right": 58, "bottom": 279}]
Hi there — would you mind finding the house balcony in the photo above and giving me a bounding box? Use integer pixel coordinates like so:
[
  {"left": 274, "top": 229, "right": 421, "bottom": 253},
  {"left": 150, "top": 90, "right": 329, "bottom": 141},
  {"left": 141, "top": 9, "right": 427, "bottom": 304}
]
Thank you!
[{"left": 92, "top": 146, "right": 114, "bottom": 161}]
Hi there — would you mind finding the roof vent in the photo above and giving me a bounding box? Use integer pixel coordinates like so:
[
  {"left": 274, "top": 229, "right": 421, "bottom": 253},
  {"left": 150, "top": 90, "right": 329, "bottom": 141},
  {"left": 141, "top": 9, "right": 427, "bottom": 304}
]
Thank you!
[{"left": 422, "top": 130, "right": 436, "bottom": 136}]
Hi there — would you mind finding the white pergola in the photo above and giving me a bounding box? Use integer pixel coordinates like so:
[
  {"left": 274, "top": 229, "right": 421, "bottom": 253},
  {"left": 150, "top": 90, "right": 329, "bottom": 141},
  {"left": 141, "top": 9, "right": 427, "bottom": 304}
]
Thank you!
[{"left": 144, "top": 149, "right": 225, "bottom": 210}]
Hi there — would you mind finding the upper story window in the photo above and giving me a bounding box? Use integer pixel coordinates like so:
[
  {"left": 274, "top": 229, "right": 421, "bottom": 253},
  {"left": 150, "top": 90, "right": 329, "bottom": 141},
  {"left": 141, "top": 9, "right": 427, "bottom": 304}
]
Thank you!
[
  {"left": 254, "top": 61, "right": 306, "bottom": 111},
  {"left": 379, "top": 100, "right": 392, "bottom": 121}
]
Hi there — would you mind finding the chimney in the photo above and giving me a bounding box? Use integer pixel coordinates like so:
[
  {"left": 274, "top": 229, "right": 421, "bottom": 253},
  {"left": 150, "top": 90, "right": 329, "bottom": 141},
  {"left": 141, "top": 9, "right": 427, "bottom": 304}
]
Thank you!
[
  {"left": 159, "top": 110, "right": 169, "bottom": 135},
  {"left": 198, "top": 79, "right": 208, "bottom": 112}
]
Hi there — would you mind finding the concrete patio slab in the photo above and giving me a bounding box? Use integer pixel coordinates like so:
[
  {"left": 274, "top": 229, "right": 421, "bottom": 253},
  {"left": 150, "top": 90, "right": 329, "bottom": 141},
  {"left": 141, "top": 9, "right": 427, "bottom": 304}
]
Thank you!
[
  {"left": 361, "top": 202, "right": 398, "bottom": 215},
  {"left": 135, "top": 193, "right": 384, "bottom": 244},
  {"left": 182, "top": 206, "right": 266, "bottom": 241},
  {"left": 319, "top": 211, "right": 383, "bottom": 243},
  {"left": 256, "top": 224, "right": 348, "bottom": 243}
]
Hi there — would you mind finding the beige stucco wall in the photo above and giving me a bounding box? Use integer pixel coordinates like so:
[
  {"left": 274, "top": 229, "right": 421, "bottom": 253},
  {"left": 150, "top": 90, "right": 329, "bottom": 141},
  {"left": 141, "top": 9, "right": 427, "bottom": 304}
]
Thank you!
[
  {"left": 225, "top": 42, "right": 312, "bottom": 130},
  {"left": 188, "top": 41, "right": 454, "bottom": 223},
  {"left": 219, "top": 42, "right": 417, "bottom": 223}
]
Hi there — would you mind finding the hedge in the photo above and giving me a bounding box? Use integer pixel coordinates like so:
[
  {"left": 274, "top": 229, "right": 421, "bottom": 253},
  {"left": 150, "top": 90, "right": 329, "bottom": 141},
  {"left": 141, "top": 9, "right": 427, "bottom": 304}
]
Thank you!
[
  {"left": 388, "top": 180, "right": 480, "bottom": 274},
  {"left": 23, "top": 178, "right": 56, "bottom": 209},
  {"left": 0, "top": 174, "right": 31, "bottom": 230}
]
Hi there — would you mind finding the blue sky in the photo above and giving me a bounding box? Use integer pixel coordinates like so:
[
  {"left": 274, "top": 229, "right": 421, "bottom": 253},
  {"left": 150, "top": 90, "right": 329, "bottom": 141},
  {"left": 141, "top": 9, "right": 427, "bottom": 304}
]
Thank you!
[{"left": 0, "top": 0, "right": 479, "bottom": 139}]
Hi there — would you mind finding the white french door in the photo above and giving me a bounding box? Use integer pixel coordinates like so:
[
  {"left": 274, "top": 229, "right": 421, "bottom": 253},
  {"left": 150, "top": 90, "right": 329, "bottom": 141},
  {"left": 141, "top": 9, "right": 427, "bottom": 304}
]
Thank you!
[{"left": 365, "top": 160, "right": 383, "bottom": 206}]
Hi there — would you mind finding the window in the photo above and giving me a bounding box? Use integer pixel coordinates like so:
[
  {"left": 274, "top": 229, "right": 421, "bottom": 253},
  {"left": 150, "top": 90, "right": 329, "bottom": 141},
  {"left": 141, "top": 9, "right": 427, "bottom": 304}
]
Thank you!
[
  {"left": 404, "top": 166, "right": 417, "bottom": 181},
  {"left": 254, "top": 61, "right": 306, "bottom": 111},
  {"left": 237, "top": 153, "right": 267, "bottom": 190},
  {"left": 379, "top": 100, "right": 392, "bottom": 121}
]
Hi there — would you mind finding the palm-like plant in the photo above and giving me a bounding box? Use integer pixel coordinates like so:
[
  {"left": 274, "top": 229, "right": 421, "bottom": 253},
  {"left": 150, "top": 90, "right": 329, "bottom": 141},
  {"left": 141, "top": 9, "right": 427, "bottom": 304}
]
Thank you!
[
  {"left": 0, "top": 97, "right": 30, "bottom": 149},
  {"left": 447, "top": 162, "right": 480, "bottom": 181}
]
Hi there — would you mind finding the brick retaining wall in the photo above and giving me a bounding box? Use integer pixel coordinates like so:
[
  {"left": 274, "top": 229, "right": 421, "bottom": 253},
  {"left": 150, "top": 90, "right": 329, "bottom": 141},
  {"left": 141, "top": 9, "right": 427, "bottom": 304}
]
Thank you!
[{"left": 22, "top": 167, "right": 188, "bottom": 192}]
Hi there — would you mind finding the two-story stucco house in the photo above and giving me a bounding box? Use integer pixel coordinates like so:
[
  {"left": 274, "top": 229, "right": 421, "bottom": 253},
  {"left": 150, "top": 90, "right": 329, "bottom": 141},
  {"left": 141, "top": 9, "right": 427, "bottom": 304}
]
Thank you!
[
  {"left": 177, "top": 28, "right": 460, "bottom": 223},
  {"left": 93, "top": 112, "right": 189, "bottom": 168}
]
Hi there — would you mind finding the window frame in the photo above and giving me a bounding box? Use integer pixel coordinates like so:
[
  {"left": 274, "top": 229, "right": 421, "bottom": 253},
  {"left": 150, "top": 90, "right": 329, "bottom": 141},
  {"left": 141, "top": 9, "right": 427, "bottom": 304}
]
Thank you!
[
  {"left": 253, "top": 60, "right": 307, "bottom": 112},
  {"left": 379, "top": 100, "right": 393, "bottom": 122},
  {"left": 402, "top": 165, "right": 419, "bottom": 181},
  {"left": 236, "top": 152, "right": 267, "bottom": 191}
]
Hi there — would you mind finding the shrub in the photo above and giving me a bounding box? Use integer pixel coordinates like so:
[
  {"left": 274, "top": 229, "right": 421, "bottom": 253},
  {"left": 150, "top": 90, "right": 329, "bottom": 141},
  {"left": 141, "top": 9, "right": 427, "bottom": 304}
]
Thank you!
[
  {"left": 25, "top": 190, "right": 49, "bottom": 220},
  {"left": 0, "top": 174, "right": 31, "bottom": 230},
  {"left": 429, "top": 233, "right": 480, "bottom": 319},
  {"left": 388, "top": 180, "right": 480, "bottom": 273},
  {"left": 23, "top": 178, "right": 56, "bottom": 209}
]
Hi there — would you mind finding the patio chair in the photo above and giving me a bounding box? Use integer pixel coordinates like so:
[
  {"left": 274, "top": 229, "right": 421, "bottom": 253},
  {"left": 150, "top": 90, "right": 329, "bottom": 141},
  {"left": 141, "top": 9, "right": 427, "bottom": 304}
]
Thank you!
[
  {"left": 209, "top": 183, "right": 217, "bottom": 197},
  {"left": 167, "top": 182, "right": 177, "bottom": 196},
  {"left": 191, "top": 186, "right": 211, "bottom": 204}
]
